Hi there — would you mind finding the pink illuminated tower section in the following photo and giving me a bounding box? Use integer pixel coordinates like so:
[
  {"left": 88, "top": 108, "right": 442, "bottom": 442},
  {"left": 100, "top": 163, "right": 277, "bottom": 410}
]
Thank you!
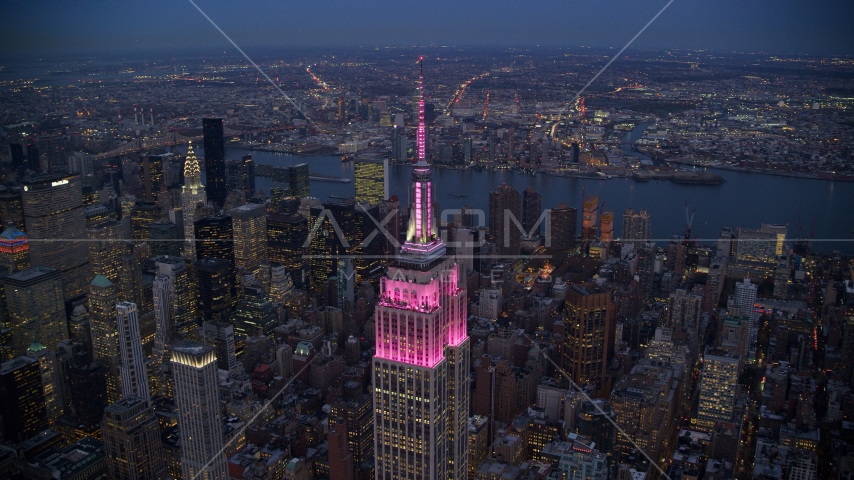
[{"left": 372, "top": 58, "right": 470, "bottom": 480}]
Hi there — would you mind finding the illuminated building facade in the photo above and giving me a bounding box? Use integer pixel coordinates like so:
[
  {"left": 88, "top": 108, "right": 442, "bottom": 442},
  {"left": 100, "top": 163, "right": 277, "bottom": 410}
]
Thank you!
[
  {"left": 89, "top": 275, "right": 122, "bottom": 404},
  {"left": 116, "top": 302, "right": 150, "bottom": 402},
  {"left": 26, "top": 342, "right": 64, "bottom": 422},
  {"left": 0, "top": 223, "right": 30, "bottom": 273},
  {"left": 6, "top": 266, "right": 67, "bottom": 357},
  {"left": 195, "top": 214, "right": 236, "bottom": 301},
  {"left": 21, "top": 172, "right": 91, "bottom": 299},
  {"left": 267, "top": 213, "right": 308, "bottom": 288},
  {"left": 102, "top": 396, "right": 166, "bottom": 480},
  {"left": 0, "top": 192, "right": 24, "bottom": 229},
  {"left": 599, "top": 209, "right": 614, "bottom": 243},
  {"left": 621, "top": 208, "right": 651, "bottom": 244},
  {"left": 734, "top": 226, "right": 780, "bottom": 266},
  {"left": 88, "top": 219, "right": 126, "bottom": 287},
  {"left": 130, "top": 200, "right": 161, "bottom": 244},
  {"left": 232, "top": 284, "right": 277, "bottom": 339},
  {"left": 181, "top": 145, "right": 207, "bottom": 258},
  {"left": 330, "top": 389, "right": 374, "bottom": 464},
  {"left": 373, "top": 60, "right": 470, "bottom": 480},
  {"left": 563, "top": 284, "right": 615, "bottom": 396},
  {"left": 581, "top": 195, "right": 598, "bottom": 241},
  {"left": 272, "top": 163, "right": 310, "bottom": 198},
  {"left": 150, "top": 257, "right": 197, "bottom": 395},
  {"left": 142, "top": 154, "right": 165, "bottom": 202},
  {"left": 696, "top": 347, "right": 740, "bottom": 428},
  {"left": 354, "top": 159, "right": 388, "bottom": 207},
  {"left": 308, "top": 200, "right": 382, "bottom": 296},
  {"left": 231, "top": 203, "right": 268, "bottom": 279},
  {"left": 171, "top": 342, "right": 228, "bottom": 480}
]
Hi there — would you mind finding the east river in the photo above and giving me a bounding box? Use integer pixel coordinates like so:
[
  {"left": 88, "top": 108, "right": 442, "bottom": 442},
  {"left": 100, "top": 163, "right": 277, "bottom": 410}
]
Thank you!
[{"left": 190, "top": 144, "right": 854, "bottom": 255}]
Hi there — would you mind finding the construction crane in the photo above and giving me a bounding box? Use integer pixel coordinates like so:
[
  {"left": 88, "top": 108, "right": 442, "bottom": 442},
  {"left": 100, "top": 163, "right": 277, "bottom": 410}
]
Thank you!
[{"left": 684, "top": 201, "right": 697, "bottom": 240}]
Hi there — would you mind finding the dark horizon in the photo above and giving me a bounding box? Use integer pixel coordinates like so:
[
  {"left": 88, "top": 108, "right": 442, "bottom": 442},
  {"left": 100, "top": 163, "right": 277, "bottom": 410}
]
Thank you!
[
  {"left": 2, "top": 44, "right": 852, "bottom": 70},
  {"left": 2, "top": 0, "right": 854, "bottom": 59}
]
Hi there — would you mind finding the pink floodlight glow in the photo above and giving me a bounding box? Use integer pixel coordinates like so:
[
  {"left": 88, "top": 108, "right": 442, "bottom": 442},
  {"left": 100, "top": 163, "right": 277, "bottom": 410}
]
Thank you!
[
  {"left": 417, "top": 59, "right": 426, "bottom": 163},
  {"left": 414, "top": 182, "right": 422, "bottom": 240},
  {"left": 427, "top": 182, "right": 432, "bottom": 238}
]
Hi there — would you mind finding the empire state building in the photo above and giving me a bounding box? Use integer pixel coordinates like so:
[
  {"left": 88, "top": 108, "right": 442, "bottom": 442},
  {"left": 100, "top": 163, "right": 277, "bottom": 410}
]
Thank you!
[{"left": 372, "top": 59, "right": 470, "bottom": 480}]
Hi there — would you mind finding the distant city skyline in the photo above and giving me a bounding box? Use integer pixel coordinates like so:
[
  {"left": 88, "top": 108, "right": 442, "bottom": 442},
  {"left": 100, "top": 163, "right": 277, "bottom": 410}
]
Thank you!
[{"left": 1, "top": 0, "right": 853, "bottom": 57}]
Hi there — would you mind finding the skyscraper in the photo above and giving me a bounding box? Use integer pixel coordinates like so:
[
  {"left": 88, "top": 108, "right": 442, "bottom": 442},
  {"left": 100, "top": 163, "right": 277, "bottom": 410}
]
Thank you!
[
  {"left": 734, "top": 278, "right": 759, "bottom": 361},
  {"left": 195, "top": 258, "right": 232, "bottom": 323},
  {"left": 563, "top": 284, "right": 616, "bottom": 396},
  {"left": 273, "top": 163, "right": 310, "bottom": 198},
  {"left": 142, "top": 154, "right": 165, "bottom": 202},
  {"left": 354, "top": 159, "right": 388, "bottom": 207},
  {"left": 88, "top": 219, "right": 126, "bottom": 287},
  {"left": 0, "top": 222, "right": 29, "bottom": 274},
  {"left": 267, "top": 213, "right": 307, "bottom": 289},
  {"left": 489, "top": 184, "right": 521, "bottom": 257},
  {"left": 231, "top": 203, "right": 267, "bottom": 280},
  {"left": 0, "top": 192, "right": 24, "bottom": 229},
  {"left": 696, "top": 347, "right": 740, "bottom": 428},
  {"left": 599, "top": 209, "right": 614, "bottom": 243},
  {"left": 621, "top": 208, "right": 651, "bottom": 244},
  {"left": 26, "top": 142, "right": 40, "bottom": 172},
  {"left": 373, "top": 60, "right": 470, "bottom": 480},
  {"left": 131, "top": 200, "right": 161, "bottom": 244},
  {"left": 195, "top": 214, "right": 235, "bottom": 295},
  {"left": 581, "top": 195, "right": 598, "bottom": 241},
  {"left": 391, "top": 126, "right": 408, "bottom": 163},
  {"left": 328, "top": 422, "right": 355, "bottom": 480},
  {"left": 149, "top": 220, "right": 180, "bottom": 257},
  {"left": 0, "top": 356, "right": 47, "bottom": 443},
  {"left": 242, "top": 154, "right": 255, "bottom": 197},
  {"left": 116, "top": 302, "right": 150, "bottom": 402},
  {"left": 21, "top": 172, "right": 91, "bottom": 299},
  {"left": 182, "top": 145, "right": 207, "bottom": 258},
  {"left": 734, "top": 226, "right": 779, "bottom": 265},
  {"left": 6, "top": 266, "right": 67, "bottom": 357},
  {"left": 9, "top": 143, "right": 24, "bottom": 168},
  {"left": 102, "top": 396, "right": 166, "bottom": 480},
  {"left": 26, "top": 342, "right": 64, "bottom": 423},
  {"left": 550, "top": 203, "right": 577, "bottom": 250},
  {"left": 232, "top": 284, "right": 277, "bottom": 339},
  {"left": 89, "top": 275, "right": 122, "bottom": 404},
  {"left": 171, "top": 341, "right": 228, "bottom": 480},
  {"left": 202, "top": 118, "right": 227, "bottom": 208},
  {"left": 150, "top": 257, "right": 198, "bottom": 395},
  {"left": 202, "top": 321, "right": 240, "bottom": 376},
  {"left": 521, "top": 187, "right": 542, "bottom": 238}
]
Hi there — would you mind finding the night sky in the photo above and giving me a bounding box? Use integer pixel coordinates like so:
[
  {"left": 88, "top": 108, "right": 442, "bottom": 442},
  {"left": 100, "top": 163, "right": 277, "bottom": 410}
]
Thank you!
[{"left": 1, "top": 0, "right": 853, "bottom": 56}]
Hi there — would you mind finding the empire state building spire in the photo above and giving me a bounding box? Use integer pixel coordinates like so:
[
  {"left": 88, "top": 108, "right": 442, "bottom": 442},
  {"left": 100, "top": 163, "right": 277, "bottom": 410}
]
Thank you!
[{"left": 403, "top": 57, "right": 441, "bottom": 254}]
